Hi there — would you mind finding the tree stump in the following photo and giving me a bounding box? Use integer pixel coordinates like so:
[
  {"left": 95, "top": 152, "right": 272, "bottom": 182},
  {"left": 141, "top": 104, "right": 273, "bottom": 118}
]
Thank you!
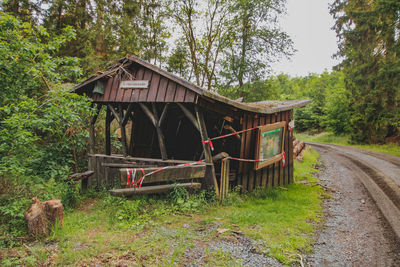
[{"left": 25, "top": 198, "right": 64, "bottom": 237}]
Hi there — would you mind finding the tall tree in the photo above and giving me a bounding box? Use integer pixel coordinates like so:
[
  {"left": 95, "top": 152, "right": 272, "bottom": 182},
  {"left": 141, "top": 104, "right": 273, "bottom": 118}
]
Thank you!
[
  {"left": 0, "top": 0, "right": 41, "bottom": 23},
  {"left": 169, "top": 0, "right": 231, "bottom": 90},
  {"left": 331, "top": 0, "right": 400, "bottom": 143},
  {"left": 219, "top": 0, "right": 294, "bottom": 91},
  {"left": 41, "top": 0, "right": 170, "bottom": 75}
]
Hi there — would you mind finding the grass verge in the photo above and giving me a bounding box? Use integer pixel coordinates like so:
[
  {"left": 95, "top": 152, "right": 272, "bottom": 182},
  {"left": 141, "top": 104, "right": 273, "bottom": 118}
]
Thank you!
[
  {"left": 0, "top": 148, "right": 325, "bottom": 266},
  {"left": 296, "top": 131, "right": 400, "bottom": 157}
]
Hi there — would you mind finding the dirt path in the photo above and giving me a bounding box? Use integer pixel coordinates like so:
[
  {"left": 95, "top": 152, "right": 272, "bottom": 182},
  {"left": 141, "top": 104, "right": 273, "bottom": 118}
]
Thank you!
[{"left": 307, "top": 143, "right": 400, "bottom": 267}]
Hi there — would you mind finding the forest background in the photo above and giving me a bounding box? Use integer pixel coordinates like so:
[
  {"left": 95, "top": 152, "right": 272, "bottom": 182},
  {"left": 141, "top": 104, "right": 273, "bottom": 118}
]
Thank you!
[{"left": 0, "top": 0, "right": 399, "bottom": 247}]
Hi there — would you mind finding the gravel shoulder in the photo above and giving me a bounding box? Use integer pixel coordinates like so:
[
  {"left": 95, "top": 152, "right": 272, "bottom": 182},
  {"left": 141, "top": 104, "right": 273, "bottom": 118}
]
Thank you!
[{"left": 308, "top": 144, "right": 400, "bottom": 267}]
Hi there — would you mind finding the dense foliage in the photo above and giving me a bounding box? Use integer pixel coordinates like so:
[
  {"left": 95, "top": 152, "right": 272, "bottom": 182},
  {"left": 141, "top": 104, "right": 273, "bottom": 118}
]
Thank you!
[
  {"left": 219, "top": 71, "right": 351, "bottom": 135},
  {"left": 0, "top": 13, "right": 91, "bottom": 247},
  {"left": 0, "top": 0, "right": 398, "bottom": 250},
  {"left": 330, "top": 0, "right": 400, "bottom": 143}
]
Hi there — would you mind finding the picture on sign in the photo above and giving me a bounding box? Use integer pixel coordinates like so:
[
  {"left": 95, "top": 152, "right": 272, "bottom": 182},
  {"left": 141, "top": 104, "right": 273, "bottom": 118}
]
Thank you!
[
  {"left": 254, "top": 121, "right": 286, "bottom": 170},
  {"left": 120, "top": 80, "right": 149, "bottom": 89}
]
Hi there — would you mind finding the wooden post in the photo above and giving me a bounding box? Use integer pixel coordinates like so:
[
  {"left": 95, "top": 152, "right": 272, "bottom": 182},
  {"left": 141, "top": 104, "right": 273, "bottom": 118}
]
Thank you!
[
  {"left": 89, "top": 103, "right": 102, "bottom": 154},
  {"left": 177, "top": 103, "right": 200, "bottom": 131},
  {"left": 152, "top": 103, "right": 168, "bottom": 160},
  {"left": 129, "top": 111, "right": 135, "bottom": 155},
  {"left": 219, "top": 157, "right": 230, "bottom": 202},
  {"left": 195, "top": 106, "right": 219, "bottom": 195},
  {"left": 118, "top": 104, "right": 128, "bottom": 156},
  {"left": 139, "top": 103, "right": 168, "bottom": 160},
  {"left": 105, "top": 106, "right": 112, "bottom": 155},
  {"left": 108, "top": 104, "right": 133, "bottom": 156}
]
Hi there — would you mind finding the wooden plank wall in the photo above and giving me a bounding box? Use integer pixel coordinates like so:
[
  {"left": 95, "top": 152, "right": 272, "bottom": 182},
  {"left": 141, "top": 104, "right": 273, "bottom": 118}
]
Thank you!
[
  {"left": 93, "top": 63, "right": 196, "bottom": 103},
  {"left": 238, "top": 110, "right": 293, "bottom": 192},
  {"left": 87, "top": 154, "right": 205, "bottom": 189}
]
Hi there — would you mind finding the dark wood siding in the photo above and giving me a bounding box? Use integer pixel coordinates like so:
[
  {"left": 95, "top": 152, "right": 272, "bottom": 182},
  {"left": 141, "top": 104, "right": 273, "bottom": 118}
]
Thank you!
[
  {"left": 237, "top": 111, "right": 293, "bottom": 192},
  {"left": 94, "top": 64, "right": 197, "bottom": 103}
]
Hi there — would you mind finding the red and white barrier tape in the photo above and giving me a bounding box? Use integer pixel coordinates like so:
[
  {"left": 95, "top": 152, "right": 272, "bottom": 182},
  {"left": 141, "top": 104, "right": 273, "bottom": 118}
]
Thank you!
[
  {"left": 201, "top": 121, "right": 293, "bottom": 151},
  {"left": 229, "top": 152, "right": 285, "bottom": 167},
  {"left": 125, "top": 160, "right": 205, "bottom": 188},
  {"left": 126, "top": 121, "right": 292, "bottom": 188}
]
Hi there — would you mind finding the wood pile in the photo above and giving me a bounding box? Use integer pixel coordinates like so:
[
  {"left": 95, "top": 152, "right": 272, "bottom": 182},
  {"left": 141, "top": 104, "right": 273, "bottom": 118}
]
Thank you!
[
  {"left": 293, "top": 137, "right": 306, "bottom": 161},
  {"left": 24, "top": 198, "right": 64, "bottom": 237}
]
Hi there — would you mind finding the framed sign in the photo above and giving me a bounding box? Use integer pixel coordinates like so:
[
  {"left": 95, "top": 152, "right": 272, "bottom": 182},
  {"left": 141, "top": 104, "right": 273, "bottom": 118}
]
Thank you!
[
  {"left": 120, "top": 80, "right": 149, "bottom": 89},
  {"left": 254, "top": 121, "right": 286, "bottom": 170}
]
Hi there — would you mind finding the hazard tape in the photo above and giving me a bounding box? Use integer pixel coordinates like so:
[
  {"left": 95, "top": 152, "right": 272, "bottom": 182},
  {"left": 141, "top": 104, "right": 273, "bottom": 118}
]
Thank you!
[
  {"left": 126, "top": 121, "right": 291, "bottom": 188},
  {"left": 125, "top": 160, "right": 205, "bottom": 188},
  {"left": 228, "top": 151, "right": 285, "bottom": 167}
]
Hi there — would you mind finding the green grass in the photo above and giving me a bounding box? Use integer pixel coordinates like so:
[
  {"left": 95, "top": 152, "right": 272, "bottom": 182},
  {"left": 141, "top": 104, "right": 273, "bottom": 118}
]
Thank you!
[
  {"left": 0, "top": 148, "right": 325, "bottom": 266},
  {"left": 296, "top": 131, "right": 400, "bottom": 157},
  {"left": 205, "top": 147, "right": 324, "bottom": 264}
]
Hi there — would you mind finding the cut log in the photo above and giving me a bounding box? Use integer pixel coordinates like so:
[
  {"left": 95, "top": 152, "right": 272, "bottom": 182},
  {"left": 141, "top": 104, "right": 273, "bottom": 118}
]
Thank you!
[
  {"left": 293, "top": 141, "right": 305, "bottom": 157},
  {"left": 44, "top": 200, "right": 64, "bottom": 226},
  {"left": 25, "top": 198, "right": 63, "bottom": 237},
  {"left": 25, "top": 198, "right": 47, "bottom": 237},
  {"left": 109, "top": 182, "right": 201, "bottom": 196}
]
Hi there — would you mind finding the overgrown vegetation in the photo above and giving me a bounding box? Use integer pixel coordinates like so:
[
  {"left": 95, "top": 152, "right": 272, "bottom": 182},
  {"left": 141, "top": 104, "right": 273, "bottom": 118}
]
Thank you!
[
  {"left": 0, "top": 13, "right": 91, "bottom": 247},
  {"left": 1, "top": 148, "right": 325, "bottom": 265}
]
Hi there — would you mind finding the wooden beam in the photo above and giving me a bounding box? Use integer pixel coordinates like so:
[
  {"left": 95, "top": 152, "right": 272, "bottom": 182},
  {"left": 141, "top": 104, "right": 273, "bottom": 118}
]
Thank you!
[
  {"left": 152, "top": 103, "right": 168, "bottom": 160},
  {"left": 212, "top": 152, "right": 229, "bottom": 162},
  {"left": 122, "top": 103, "right": 134, "bottom": 126},
  {"left": 195, "top": 106, "right": 219, "bottom": 195},
  {"left": 105, "top": 106, "right": 112, "bottom": 155},
  {"left": 177, "top": 103, "right": 200, "bottom": 131},
  {"left": 109, "top": 183, "right": 201, "bottom": 197},
  {"left": 120, "top": 164, "right": 206, "bottom": 185},
  {"left": 68, "top": 171, "right": 94, "bottom": 181},
  {"left": 107, "top": 104, "right": 120, "bottom": 124},
  {"left": 103, "top": 163, "right": 157, "bottom": 168},
  {"left": 224, "top": 125, "right": 241, "bottom": 140},
  {"left": 89, "top": 103, "right": 102, "bottom": 154},
  {"left": 158, "top": 103, "right": 169, "bottom": 127},
  {"left": 128, "top": 111, "right": 135, "bottom": 155},
  {"left": 118, "top": 104, "right": 128, "bottom": 155},
  {"left": 91, "top": 103, "right": 102, "bottom": 125},
  {"left": 139, "top": 103, "right": 156, "bottom": 126}
]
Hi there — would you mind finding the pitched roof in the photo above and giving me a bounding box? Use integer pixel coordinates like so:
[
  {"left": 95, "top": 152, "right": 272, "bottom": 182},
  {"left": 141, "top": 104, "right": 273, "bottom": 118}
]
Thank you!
[{"left": 73, "top": 55, "right": 311, "bottom": 114}]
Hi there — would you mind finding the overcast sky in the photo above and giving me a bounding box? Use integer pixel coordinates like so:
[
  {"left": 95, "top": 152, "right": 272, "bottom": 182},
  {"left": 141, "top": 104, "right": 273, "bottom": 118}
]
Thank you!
[{"left": 271, "top": 0, "right": 341, "bottom": 77}]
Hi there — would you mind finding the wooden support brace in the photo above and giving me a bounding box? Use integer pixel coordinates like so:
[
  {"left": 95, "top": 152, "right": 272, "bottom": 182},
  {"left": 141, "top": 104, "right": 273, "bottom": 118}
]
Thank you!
[
  {"left": 177, "top": 103, "right": 200, "bottom": 131},
  {"left": 118, "top": 104, "right": 128, "bottom": 156},
  {"left": 107, "top": 104, "right": 120, "bottom": 124},
  {"left": 139, "top": 103, "right": 156, "bottom": 126},
  {"left": 139, "top": 103, "right": 168, "bottom": 160},
  {"left": 89, "top": 103, "right": 102, "bottom": 154},
  {"left": 158, "top": 103, "right": 169, "bottom": 127},
  {"left": 152, "top": 103, "right": 168, "bottom": 160},
  {"left": 195, "top": 106, "right": 219, "bottom": 195},
  {"left": 105, "top": 106, "right": 112, "bottom": 155},
  {"left": 122, "top": 103, "right": 134, "bottom": 126}
]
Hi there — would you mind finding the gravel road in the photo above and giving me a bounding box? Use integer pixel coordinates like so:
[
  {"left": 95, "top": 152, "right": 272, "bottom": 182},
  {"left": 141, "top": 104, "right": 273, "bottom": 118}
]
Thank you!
[{"left": 307, "top": 143, "right": 400, "bottom": 267}]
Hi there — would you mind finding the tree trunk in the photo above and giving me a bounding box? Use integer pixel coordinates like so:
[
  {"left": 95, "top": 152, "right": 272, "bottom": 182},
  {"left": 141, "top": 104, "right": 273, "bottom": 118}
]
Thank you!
[{"left": 25, "top": 198, "right": 64, "bottom": 237}]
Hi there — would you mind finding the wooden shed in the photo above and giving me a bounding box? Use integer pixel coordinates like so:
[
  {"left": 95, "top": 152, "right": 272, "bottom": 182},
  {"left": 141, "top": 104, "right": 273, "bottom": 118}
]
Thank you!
[{"left": 73, "top": 55, "right": 310, "bottom": 196}]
